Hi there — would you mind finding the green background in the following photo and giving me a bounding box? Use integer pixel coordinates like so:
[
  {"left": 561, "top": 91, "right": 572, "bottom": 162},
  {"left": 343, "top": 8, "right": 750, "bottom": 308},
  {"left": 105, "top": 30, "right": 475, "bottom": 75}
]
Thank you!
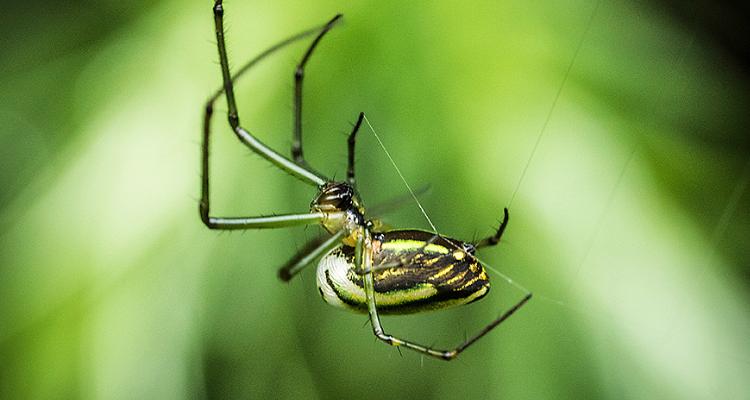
[{"left": 1, "top": 1, "right": 748, "bottom": 399}]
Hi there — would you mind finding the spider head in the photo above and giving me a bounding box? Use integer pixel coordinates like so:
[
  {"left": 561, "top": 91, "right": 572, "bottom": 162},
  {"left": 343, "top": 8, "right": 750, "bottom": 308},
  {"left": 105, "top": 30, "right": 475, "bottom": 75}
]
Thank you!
[
  {"left": 311, "top": 182, "right": 365, "bottom": 238},
  {"left": 311, "top": 182, "right": 362, "bottom": 213}
]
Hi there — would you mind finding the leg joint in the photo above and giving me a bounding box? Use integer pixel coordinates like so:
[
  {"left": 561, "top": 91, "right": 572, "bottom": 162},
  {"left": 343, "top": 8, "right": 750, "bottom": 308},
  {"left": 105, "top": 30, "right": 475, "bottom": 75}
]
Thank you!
[
  {"left": 198, "top": 203, "right": 222, "bottom": 230},
  {"left": 199, "top": 201, "right": 210, "bottom": 225},
  {"left": 375, "top": 332, "right": 397, "bottom": 346},
  {"left": 213, "top": 1, "right": 223, "bottom": 16},
  {"left": 227, "top": 113, "right": 239, "bottom": 129}
]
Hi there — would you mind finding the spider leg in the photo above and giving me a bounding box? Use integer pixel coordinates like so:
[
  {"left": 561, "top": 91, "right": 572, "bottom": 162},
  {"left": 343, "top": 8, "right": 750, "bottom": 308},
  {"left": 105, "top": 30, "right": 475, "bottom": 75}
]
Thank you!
[
  {"left": 278, "top": 230, "right": 345, "bottom": 281},
  {"left": 292, "top": 14, "right": 343, "bottom": 170},
  {"left": 359, "top": 226, "right": 531, "bottom": 360},
  {"left": 201, "top": 101, "right": 326, "bottom": 229},
  {"left": 206, "top": 25, "right": 322, "bottom": 107},
  {"left": 201, "top": 2, "right": 335, "bottom": 229},
  {"left": 347, "top": 112, "right": 365, "bottom": 187},
  {"left": 211, "top": 1, "right": 327, "bottom": 187},
  {"left": 475, "top": 207, "right": 510, "bottom": 250}
]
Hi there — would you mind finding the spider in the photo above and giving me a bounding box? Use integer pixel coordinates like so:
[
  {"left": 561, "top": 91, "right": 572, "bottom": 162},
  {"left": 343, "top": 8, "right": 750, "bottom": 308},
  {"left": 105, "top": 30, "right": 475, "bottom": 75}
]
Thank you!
[{"left": 201, "top": 1, "right": 532, "bottom": 360}]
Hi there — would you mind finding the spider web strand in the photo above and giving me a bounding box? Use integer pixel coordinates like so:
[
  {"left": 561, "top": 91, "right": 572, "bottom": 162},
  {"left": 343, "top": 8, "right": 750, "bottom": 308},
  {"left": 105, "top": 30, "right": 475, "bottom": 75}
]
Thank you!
[
  {"left": 363, "top": 115, "right": 438, "bottom": 233},
  {"left": 508, "top": 0, "right": 601, "bottom": 208}
]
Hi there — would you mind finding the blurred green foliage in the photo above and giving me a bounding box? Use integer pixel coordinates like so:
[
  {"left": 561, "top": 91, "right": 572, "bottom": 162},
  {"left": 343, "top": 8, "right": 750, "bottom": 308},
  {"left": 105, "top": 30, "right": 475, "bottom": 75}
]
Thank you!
[{"left": 1, "top": 1, "right": 748, "bottom": 399}]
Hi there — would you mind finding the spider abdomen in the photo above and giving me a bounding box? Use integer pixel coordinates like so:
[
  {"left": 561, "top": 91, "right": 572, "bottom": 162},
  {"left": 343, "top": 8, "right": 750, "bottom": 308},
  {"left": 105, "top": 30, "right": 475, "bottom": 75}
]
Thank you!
[{"left": 316, "top": 230, "right": 490, "bottom": 314}]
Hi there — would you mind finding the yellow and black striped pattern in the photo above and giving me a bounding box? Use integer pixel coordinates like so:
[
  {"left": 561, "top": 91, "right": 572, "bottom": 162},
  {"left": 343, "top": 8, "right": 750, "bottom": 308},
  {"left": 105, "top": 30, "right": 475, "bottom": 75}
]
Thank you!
[{"left": 316, "top": 230, "right": 490, "bottom": 314}]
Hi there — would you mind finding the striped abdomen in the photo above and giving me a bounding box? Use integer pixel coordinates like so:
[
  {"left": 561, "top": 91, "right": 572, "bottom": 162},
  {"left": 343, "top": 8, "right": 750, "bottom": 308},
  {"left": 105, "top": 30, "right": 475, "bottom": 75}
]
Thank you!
[{"left": 316, "top": 230, "right": 490, "bottom": 314}]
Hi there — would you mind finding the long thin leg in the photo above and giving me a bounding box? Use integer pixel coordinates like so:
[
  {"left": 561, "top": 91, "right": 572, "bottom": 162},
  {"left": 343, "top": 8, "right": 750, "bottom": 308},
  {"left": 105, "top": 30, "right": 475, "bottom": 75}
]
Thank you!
[
  {"left": 359, "top": 227, "right": 531, "bottom": 360},
  {"left": 475, "top": 208, "right": 509, "bottom": 249},
  {"left": 207, "top": 26, "right": 323, "bottom": 106},
  {"left": 200, "top": 101, "right": 325, "bottom": 229},
  {"left": 292, "top": 14, "right": 343, "bottom": 168},
  {"left": 201, "top": 3, "right": 333, "bottom": 229},
  {"left": 279, "top": 236, "right": 328, "bottom": 280},
  {"left": 278, "top": 230, "right": 345, "bottom": 281},
  {"left": 201, "top": 210, "right": 325, "bottom": 231},
  {"left": 211, "top": 1, "right": 327, "bottom": 187},
  {"left": 347, "top": 112, "right": 365, "bottom": 187}
]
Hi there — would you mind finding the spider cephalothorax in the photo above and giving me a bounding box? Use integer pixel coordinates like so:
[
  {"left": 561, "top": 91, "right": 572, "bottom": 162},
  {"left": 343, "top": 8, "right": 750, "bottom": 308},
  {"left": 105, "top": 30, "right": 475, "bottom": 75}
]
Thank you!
[
  {"left": 311, "top": 182, "right": 365, "bottom": 243},
  {"left": 311, "top": 182, "right": 360, "bottom": 212}
]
